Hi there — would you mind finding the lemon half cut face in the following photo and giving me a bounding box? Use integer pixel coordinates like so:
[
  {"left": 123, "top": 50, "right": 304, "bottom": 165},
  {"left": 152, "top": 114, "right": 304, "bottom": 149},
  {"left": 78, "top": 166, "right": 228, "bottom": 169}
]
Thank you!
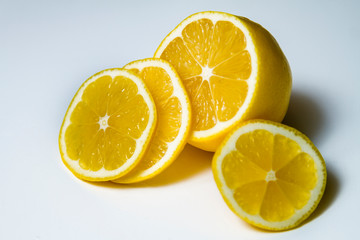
[{"left": 155, "top": 11, "right": 292, "bottom": 152}]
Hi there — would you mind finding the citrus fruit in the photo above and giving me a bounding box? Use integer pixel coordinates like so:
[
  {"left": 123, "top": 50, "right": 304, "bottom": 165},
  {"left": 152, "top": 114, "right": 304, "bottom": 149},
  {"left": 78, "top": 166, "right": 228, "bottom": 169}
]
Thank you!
[
  {"left": 154, "top": 11, "right": 292, "bottom": 152},
  {"left": 59, "top": 69, "right": 157, "bottom": 181},
  {"left": 212, "top": 120, "right": 326, "bottom": 230},
  {"left": 113, "top": 58, "right": 191, "bottom": 183}
]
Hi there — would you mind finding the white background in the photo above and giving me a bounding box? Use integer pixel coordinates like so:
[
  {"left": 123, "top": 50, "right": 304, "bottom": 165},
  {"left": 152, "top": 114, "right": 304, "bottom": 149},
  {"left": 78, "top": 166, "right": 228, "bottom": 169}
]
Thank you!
[{"left": 1, "top": 0, "right": 359, "bottom": 239}]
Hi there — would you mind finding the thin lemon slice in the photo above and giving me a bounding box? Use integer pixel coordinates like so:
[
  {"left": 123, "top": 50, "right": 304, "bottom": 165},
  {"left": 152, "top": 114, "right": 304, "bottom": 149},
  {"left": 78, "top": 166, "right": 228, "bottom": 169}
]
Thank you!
[
  {"left": 113, "top": 58, "right": 191, "bottom": 183},
  {"left": 212, "top": 120, "right": 326, "bottom": 230},
  {"left": 59, "top": 69, "right": 157, "bottom": 181},
  {"left": 155, "top": 11, "right": 292, "bottom": 152}
]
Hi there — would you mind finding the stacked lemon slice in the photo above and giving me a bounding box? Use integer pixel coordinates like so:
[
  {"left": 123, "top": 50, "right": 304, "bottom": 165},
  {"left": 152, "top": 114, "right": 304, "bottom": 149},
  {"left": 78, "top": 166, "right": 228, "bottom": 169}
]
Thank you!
[
  {"left": 114, "top": 59, "right": 191, "bottom": 183},
  {"left": 59, "top": 69, "right": 157, "bottom": 181}
]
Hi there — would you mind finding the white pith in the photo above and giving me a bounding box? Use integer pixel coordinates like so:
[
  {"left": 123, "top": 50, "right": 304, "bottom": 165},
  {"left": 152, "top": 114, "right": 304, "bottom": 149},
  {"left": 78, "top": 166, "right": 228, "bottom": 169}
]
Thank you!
[
  {"left": 98, "top": 114, "right": 110, "bottom": 131},
  {"left": 214, "top": 122, "right": 326, "bottom": 229},
  {"left": 154, "top": 12, "right": 258, "bottom": 140},
  {"left": 265, "top": 170, "right": 276, "bottom": 182},
  {"left": 59, "top": 69, "right": 156, "bottom": 179},
  {"left": 116, "top": 59, "right": 191, "bottom": 181},
  {"left": 200, "top": 65, "right": 213, "bottom": 81}
]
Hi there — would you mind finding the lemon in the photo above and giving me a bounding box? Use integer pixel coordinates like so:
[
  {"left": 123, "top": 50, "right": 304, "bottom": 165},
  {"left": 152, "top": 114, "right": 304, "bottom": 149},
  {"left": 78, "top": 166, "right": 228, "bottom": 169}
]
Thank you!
[
  {"left": 212, "top": 120, "right": 326, "bottom": 230},
  {"left": 113, "top": 58, "right": 192, "bottom": 183},
  {"left": 59, "top": 69, "right": 157, "bottom": 181},
  {"left": 155, "top": 11, "right": 292, "bottom": 152}
]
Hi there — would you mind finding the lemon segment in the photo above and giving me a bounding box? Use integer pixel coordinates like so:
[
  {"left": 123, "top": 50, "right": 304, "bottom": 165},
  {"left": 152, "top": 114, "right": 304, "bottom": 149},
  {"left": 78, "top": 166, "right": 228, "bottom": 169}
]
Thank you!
[
  {"left": 59, "top": 69, "right": 157, "bottom": 181},
  {"left": 155, "top": 11, "right": 292, "bottom": 151},
  {"left": 113, "top": 58, "right": 191, "bottom": 183},
  {"left": 212, "top": 120, "right": 326, "bottom": 230}
]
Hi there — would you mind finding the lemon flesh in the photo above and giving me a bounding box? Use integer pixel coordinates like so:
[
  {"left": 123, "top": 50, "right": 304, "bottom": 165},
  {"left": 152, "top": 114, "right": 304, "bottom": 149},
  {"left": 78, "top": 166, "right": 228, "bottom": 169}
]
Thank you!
[
  {"left": 155, "top": 11, "right": 292, "bottom": 151},
  {"left": 113, "top": 59, "right": 191, "bottom": 183},
  {"left": 212, "top": 120, "right": 326, "bottom": 230},
  {"left": 159, "top": 19, "right": 250, "bottom": 129},
  {"left": 59, "top": 69, "right": 157, "bottom": 181}
]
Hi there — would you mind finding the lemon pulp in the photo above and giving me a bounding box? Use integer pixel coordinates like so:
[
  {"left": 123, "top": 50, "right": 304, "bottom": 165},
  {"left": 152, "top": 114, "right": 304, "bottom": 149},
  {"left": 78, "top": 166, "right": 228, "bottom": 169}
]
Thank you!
[
  {"left": 159, "top": 19, "right": 251, "bottom": 131},
  {"left": 124, "top": 67, "right": 181, "bottom": 173},
  {"left": 65, "top": 75, "right": 151, "bottom": 171},
  {"left": 221, "top": 129, "right": 318, "bottom": 222}
]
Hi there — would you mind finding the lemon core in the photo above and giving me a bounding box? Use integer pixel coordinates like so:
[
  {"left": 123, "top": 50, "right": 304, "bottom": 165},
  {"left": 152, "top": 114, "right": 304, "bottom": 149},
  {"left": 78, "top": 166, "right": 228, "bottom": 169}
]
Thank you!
[
  {"left": 200, "top": 65, "right": 213, "bottom": 81},
  {"left": 265, "top": 170, "right": 276, "bottom": 182},
  {"left": 98, "top": 114, "right": 109, "bottom": 131}
]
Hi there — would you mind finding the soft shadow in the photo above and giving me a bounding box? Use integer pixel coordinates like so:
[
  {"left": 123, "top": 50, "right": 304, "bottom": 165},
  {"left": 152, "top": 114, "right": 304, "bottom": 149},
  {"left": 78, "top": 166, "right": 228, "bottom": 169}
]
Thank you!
[
  {"left": 283, "top": 90, "right": 327, "bottom": 145},
  {"left": 144, "top": 144, "right": 213, "bottom": 186},
  {"left": 303, "top": 164, "right": 341, "bottom": 224},
  {"left": 281, "top": 90, "right": 340, "bottom": 228},
  {"left": 88, "top": 144, "right": 213, "bottom": 189}
]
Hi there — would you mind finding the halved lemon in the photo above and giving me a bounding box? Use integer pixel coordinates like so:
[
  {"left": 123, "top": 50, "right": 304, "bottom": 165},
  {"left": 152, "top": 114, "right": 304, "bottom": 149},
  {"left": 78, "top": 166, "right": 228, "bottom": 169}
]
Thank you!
[
  {"left": 59, "top": 69, "right": 157, "bottom": 181},
  {"left": 212, "top": 120, "right": 326, "bottom": 230},
  {"left": 155, "top": 11, "right": 292, "bottom": 152},
  {"left": 113, "top": 58, "right": 191, "bottom": 183}
]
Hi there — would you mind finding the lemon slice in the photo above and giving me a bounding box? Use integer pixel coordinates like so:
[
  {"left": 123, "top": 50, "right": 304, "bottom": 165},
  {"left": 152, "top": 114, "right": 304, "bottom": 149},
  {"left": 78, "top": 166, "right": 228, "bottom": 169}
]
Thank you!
[
  {"left": 155, "top": 11, "right": 292, "bottom": 152},
  {"left": 59, "top": 69, "right": 157, "bottom": 181},
  {"left": 212, "top": 120, "right": 326, "bottom": 230},
  {"left": 113, "top": 58, "right": 191, "bottom": 183}
]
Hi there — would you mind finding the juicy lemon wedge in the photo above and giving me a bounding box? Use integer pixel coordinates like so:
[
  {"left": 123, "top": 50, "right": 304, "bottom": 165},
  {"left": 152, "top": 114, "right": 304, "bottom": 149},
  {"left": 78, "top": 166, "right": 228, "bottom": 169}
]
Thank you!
[
  {"left": 155, "top": 11, "right": 292, "bottom": 152},
  {"left": 212, "top": 120, "right": 326, "bottom": 230},
  {"left": 113, "top": 58, "right": 191, "bottom": 183},
  {"left": 59, "top": 69, "right": 157, "bottom": 181}
]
